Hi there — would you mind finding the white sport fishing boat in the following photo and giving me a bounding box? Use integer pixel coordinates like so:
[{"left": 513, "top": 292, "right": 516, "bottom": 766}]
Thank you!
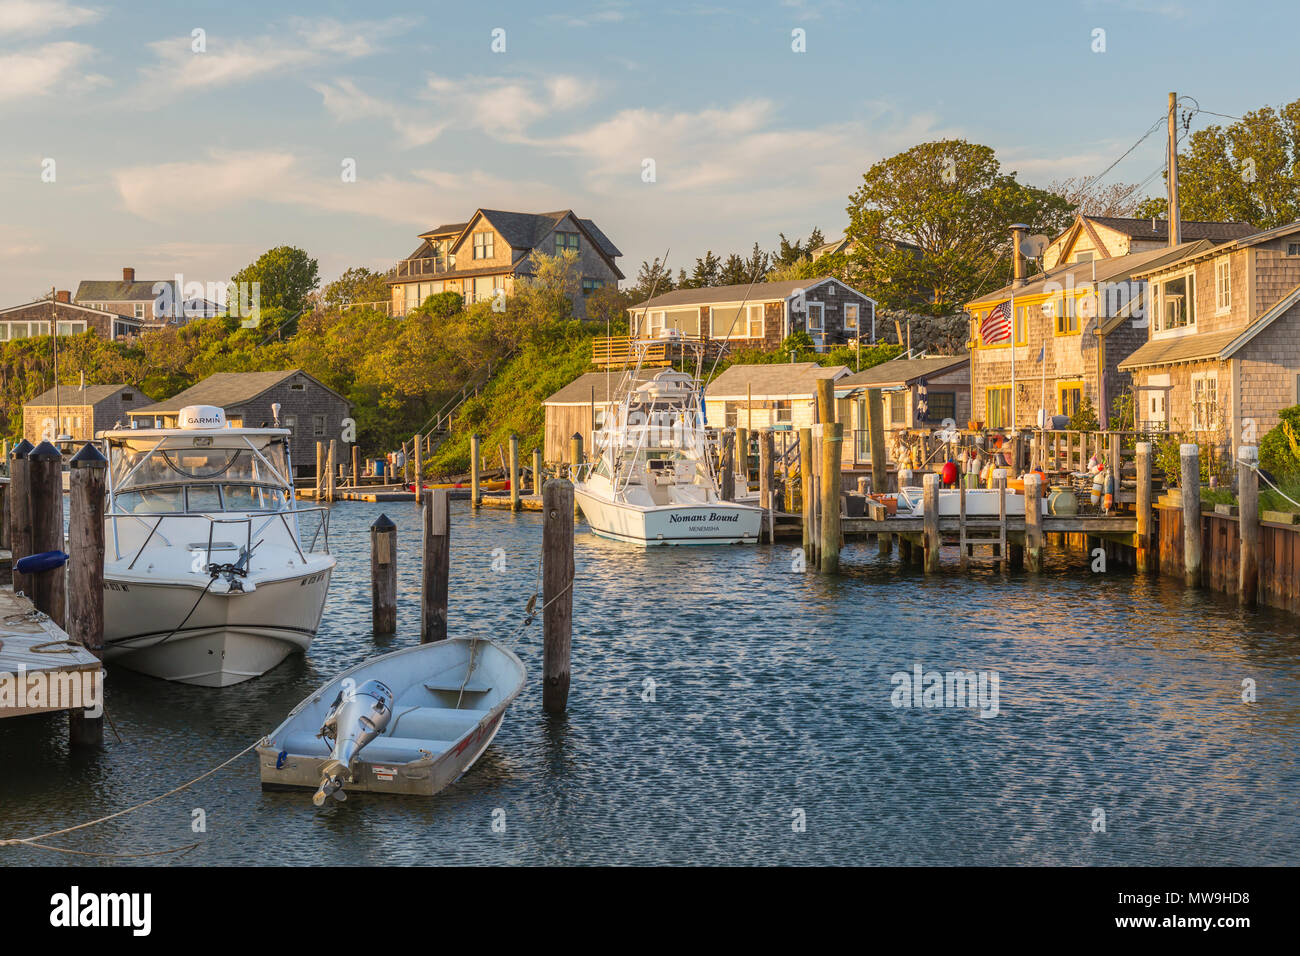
[
  {"left": 257, "top": 636, "right": 526, "bottom": 802},
  {"left": 574, "top": 337, "right": 762, "bottom": 545},
  {"left": 100, "top": 404, "right": 335, "bottom": 687}
]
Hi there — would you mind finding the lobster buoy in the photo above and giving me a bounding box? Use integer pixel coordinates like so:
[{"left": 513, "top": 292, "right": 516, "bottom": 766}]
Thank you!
[
  {"left": 1090, "top": 474, "right": 1104, "bottom": 506},
  {"left": 941, "top": 460, "right": 958, "bottom": 487},
  {"left": 1102, "top": 473, "right": 1114, "bottom": 513},
  {"left": 15, "top": 550, "right": 68, "bottom": 575}
]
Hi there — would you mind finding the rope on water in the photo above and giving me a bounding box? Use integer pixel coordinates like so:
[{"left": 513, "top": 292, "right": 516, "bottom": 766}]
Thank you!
[{"left": 0, "top": 739, "right": 261, "bottom": 852}]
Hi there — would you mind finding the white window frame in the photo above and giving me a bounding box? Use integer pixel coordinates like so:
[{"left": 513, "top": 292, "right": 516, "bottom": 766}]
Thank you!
[
  {"left": 844, "top": 303, "right": 859, "bottom": 333},
  {"left": 806, "top": 302, "right": 824, "bottom": 331},
  {"left": 133, "top": 303, "right": 145, "bottom": 318},
  {"left": 745, "top": 303, "right": 764, "bottom": 339},
  {"left": 1287, "top": 242, "right": 1300, "bottom": 257},
  {"left": 1191, "top": 371, "right": 1218, "bottom": 432},
  {"left": 473, "top": 231, "right": 494, "bottom": 260},
  {"left": 1215, "top": 258, "right": 1231, "bottom": 314},
  {"left": 1154, "top": 269, "right": 1196, "bottom": 336}
]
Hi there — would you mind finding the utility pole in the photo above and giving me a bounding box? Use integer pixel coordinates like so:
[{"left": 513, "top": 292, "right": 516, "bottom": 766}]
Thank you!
[{"left": 1168, "top": 91, "right": 1181, "bottom": 247}]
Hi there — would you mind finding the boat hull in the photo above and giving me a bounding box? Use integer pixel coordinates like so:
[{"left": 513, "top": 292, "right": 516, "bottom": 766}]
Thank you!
[
  {"left": 574, "top": 487, "right": 762, "bottom": 545},
  {"left": 103, "top": 565, "right": 332, "bottom": 687}
]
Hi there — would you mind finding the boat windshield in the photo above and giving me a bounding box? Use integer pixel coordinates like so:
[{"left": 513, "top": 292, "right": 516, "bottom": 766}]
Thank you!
[{"left": 109, "top": 440, "right": 292, "bottom": 514}]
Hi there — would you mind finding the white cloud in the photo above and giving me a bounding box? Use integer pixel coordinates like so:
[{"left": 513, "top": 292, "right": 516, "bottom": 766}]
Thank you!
[
  {"left": 132, "top": 17, "right": 412, "bottom": 102},
  {"left": 0, "top": 0, "right": 99, "bottom": 36},
  {"left": 110, "top": 150, "right": 563, "bottom": 227},
  {"left": 313, "top": 79, "right": 446, "bottom": 148},
  {"left": 0, "top": 41, "right": 106, "bottom": 102}
]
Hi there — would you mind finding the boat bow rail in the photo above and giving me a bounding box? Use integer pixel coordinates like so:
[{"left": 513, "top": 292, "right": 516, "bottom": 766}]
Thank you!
[{"left": 107, "top": 506, "right": 331, "bottom": 569}]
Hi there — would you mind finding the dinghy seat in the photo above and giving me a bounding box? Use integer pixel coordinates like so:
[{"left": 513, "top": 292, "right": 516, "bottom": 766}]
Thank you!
[
  {"left": 388, "top": 706, "right": 483, "bottom": 739},
  {"left": 280, "top": 731, "right": 458, "bottom": 764}
]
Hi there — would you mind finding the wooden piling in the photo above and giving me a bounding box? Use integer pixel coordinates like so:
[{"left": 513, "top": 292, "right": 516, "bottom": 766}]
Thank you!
[
  {"left": 1180, "top": 443, "right": 1202, "bottom": 588},
  {"left": 28, "top": 442, "right": 65, "bottom": 629},
  {"left": 819, "top": 422, "right": 842, "bottom": 573},
  {"left": 542, "top": 478, "right": 574, "bottom": 714},
  {"left": 922, "top": 472, "right": 940, "bottom": 573},
  {"left": 421, "top": 489, "right": 450, "bottom": 643},
  {"left": 370, "top": 514, "right": 397, "bottom": 634},
  {"left": 569, "top": 432, "right": 583, "bottom": 475},
  {"left": 533, "top": 447, "right": 544, "bottom": 496},
  {"left": 67, "top": 443, "right": 106, "bottom": 748},
  {"left": 735, "top": 427, "right": 748, "bottom": 495},
  {"left": 1238, "top": 445, "right": 1260, "bottom": 606},
  {"left": 759, "top": 430, "right": 774, "bottom": 542},
  {"left": 816, "top": 377, "right": 835, "bottom": 425},
  {"left": 315, "top": 441, "right": 324, "bottom": 498},
  {"left": 720, "top": 435, "right": 735, "bottom": 501},
  {"left": 351, "top": 443, "right": 360, "bottom": 488},
  {"left": 412, "top": 433, "right": 422, "bottom": 503},
  {"left": 799, "top": 427, "right": 814, "bottom": 563},
  {"left": 867, "top": 388, "right": 886, "bottom": 493},
  {"left": 470, "top": 433, "right": 482, "bottom": 509},
  {"left": 1024, "top": 473, "right": 1043, "bottom": 573},
  {"left": 508, "top": 433, "right": 520, "bottom": 512},
  {"left": 8, "top": 439, "right": 33, "bottom": 595},
  {"left": 327, "top": 438, "right": 338, "bottom": 503},
  {"left": 1135, "top": 442, "right": 1153, "bottom": 572}
]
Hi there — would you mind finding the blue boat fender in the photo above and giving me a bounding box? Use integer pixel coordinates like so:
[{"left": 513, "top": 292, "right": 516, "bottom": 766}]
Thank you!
[{"left": 15, "top": 550, "right": 69, "bottom": 574}]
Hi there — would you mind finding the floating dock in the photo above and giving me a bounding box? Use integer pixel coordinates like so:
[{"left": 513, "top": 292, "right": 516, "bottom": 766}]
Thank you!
[{"left": 0, "top": 588, "right": 101, "bottom": 719}]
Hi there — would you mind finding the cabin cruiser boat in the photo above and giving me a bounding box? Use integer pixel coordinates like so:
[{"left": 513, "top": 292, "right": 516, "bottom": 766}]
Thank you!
[
  {"left": 100, "top": 404, "right": 334, "bottom": 687},
  {"left": 574, "top": 339, "right": 762, "bottom": 545}
]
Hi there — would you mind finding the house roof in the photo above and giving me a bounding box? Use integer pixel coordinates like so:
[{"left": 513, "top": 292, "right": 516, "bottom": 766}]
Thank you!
[
  {"left": 0, "top": 299, "right": 142, "bottom": 322},
  {"left": 542, "top": 371, "right": 633, "bottom": 406},
  {"left": 128, "top": 369, "right": 348, "bottom": 416},
  {"left": 418, "top": 221, "right": 470, "bottom": 239},
  {"left": 704, "top": 362, "right": 849, "bottom": 399},
  {"left": 25, "top": 383, "right": 147, "bottom": 407},
  {"left": 74, "top": 279, "right": 172, "bottom": 302},
  {"left": 1128, "top": 219, "right": 1300, "bottom": 279},
  {"left": 837, "top": 355, "right": 968, "bottom": 389},
  {"left": 1086, "top": 216, "right": 1257, "bottom": 243},
  {"left": 967, "top": 240, "right": 1217, "bottom": 308},
  {"left": 631, "top": 277, "right": 869, "bottom": 311},
  {"left": 1117, "top": 328, "right": 1243, "bottom": 371},
  {"left": 409, "top": 209, "right": 624, "bottom": 281}
]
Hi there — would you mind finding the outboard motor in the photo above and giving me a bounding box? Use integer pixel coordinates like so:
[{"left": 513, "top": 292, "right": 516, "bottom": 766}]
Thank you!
[{"left": 313, "top": 679, "right": 394, "bottom": 805}]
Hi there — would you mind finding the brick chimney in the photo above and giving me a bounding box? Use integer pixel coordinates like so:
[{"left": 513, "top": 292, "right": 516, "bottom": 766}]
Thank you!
[
  {"left": 55, "top": 290, "right": 70, "bottom": 303},
  {"left": 123, "top": 267, "right": 135, "bottom": 282}
]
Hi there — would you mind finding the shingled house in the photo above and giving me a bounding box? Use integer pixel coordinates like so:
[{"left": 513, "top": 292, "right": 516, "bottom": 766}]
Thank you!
[
  {"left": 835, "top": 355, "right": 970, "bottom": 464},
  {"left": 75, "top": 267, "right": 222, "bottom": 328},
  {"left": 128, "top": 370, "right": 351, "bottom": 476},
  {"left": 541, "top": 372, "right": 634, "bottom": 464},
  {"left": 389, "top": 209, "right": 623, "bottom": 318},
  {"left": 701, "top": 362, "right": 851, "bottom": 430},
  {"left": 1118, "top": 220, "right": 1300, "bottom": 448},
  {"left": 22, "top": 383, "right": 154, "bottom": 443},
  {"left": 0, "top": 291, "right": 143, "bottom": 343},
  {"left": 628, "top": 277, "right": 876, "bottom": 353}
]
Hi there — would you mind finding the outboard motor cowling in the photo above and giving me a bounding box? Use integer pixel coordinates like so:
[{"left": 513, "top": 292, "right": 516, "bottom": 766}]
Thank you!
[{"left": 313, "top": 679, "right": 394, "bottom": 805}]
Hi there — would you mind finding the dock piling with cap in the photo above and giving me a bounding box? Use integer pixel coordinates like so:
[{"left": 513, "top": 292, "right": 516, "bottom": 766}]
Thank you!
[
  {"left": 819, "top": 422, "right": 842, "bottom": 573},
  {"left": 421, "top": 490, "right": 450, "bottom": 643},
  {"left": 1180, "top": 444, "right": 1202, "bottom": 587},
  {"left": 1135, "top": 441, "right": 1153, "bottom": 572},
  {"left": 28, "top": 441, "right": 66, "bottom": 628},
  {"left": 8, "top": 440, "right": 33, "bottom": 595},
  {"left": 542, "top": 478, "right": 574, "bottom": 714},
  {"left": 370, "top": 514, "right": 397, "bottom": 634},
  {"left": 67, "top": 442, "right": 106, "bottom": 748},
  {"left": 1238, "top": 445, "right": 1260, "bottom": 606}
]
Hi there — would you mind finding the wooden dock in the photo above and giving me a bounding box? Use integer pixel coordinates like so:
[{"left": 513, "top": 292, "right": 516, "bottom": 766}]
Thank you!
[{"left": 0, "top": 588, "right": 101, "bottom": 719}]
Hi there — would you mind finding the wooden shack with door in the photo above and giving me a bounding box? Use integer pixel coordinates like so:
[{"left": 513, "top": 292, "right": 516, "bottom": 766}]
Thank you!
[
  {"left": 835, "top": 355, "right": 970, "bottom": 466},
  {"left": 542, "top": 371, "right": 632, "bottom": 464}
]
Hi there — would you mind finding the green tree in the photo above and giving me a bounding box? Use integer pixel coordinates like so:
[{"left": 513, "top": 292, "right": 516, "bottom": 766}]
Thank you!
[
  {"left": 844, "top": 139, "right": 1075, "bottom": 314},
  {"left": 1134, "top": 98, "right": 1300, "bottom": 228},
  {"left": 231, "top": 246, "right": 320, "bottom": 320},
  {"left": 630, "top": 256, "right": 674, "bottom": 301},
  {"left": 684, "top": 251, "right": 722, "bottom": 288},
  {"left": 321, "top": 266, "right": 390, "bottom": 311}
]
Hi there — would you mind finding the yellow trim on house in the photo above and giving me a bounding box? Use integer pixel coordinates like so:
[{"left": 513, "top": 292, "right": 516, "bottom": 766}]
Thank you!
[
  {"left": 985, "top": 385, "right": 1012, "bottom": 427},
  {"left": 1057, "top": 379, "right": 1084, "bottom": 418}
]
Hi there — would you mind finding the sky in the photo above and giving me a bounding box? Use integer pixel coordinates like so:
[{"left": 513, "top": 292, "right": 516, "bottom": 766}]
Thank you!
[{"left": 1, "top": 0, "right": 1298, "bottom": 304}]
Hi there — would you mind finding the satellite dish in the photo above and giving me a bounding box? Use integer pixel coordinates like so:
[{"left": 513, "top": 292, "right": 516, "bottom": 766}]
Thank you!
[{"left": 1020, "top": 234, "right": 1049, "bottom": 259}]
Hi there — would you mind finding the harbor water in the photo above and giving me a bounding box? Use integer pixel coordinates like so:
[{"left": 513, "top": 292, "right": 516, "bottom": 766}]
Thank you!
[{"left": 2, "top": 500, "right": 1298, "bottom": 866}]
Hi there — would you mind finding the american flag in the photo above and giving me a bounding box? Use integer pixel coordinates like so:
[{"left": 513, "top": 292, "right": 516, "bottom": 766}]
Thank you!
[{"left": 981, "top": 301, "right": 1012, "bottom": 344}]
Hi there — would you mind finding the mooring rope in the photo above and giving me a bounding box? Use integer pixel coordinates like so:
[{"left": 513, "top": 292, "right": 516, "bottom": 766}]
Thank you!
[
  {"left": 1241, "top": 458, "right": 1300, "bottom": 511},
  {"left": 0, "top": 739, "right": 260, "bottom": 853}
]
